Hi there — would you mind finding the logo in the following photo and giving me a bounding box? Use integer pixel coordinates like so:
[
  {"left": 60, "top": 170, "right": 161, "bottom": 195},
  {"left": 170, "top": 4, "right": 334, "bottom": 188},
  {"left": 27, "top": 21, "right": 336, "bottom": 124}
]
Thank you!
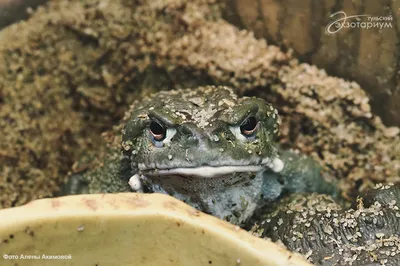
[{"left": 326, "top": 11, "right": 393, "bottom": 35}]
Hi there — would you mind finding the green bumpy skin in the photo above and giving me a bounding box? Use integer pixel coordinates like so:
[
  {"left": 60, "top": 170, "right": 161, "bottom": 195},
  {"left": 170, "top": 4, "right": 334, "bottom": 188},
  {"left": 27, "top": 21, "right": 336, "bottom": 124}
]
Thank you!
[{"left": 62, "top": 86, "right": 338, "bottom": 225}]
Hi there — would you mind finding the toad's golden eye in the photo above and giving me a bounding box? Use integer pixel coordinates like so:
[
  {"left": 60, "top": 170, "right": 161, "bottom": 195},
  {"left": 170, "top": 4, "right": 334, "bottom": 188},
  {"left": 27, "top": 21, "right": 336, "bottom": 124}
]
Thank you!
[
  {"left": 149, "top": 121, "right": 166, "bottom": 141},
  {"left": 240, "top": 116, "right": 258, "bottom": 137}
]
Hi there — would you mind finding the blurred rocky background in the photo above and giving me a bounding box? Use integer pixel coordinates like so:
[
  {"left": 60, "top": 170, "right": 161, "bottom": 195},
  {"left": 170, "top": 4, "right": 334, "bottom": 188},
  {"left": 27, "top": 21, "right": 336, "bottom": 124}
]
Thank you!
[
  {"left": 2, "top": 1, "right": 399, "bottom": 126},
  {"left": 0, "top": 0, "right": 47, "bottom": 29},
  {"left": 223, "top": 0, "right": 400, "bottom": 126}
]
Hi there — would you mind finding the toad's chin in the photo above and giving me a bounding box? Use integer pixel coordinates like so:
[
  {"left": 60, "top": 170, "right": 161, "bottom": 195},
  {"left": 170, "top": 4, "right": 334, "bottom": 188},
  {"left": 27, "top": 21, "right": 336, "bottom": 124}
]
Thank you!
[{"left": 139, "top": 157, "right": 284, "bottom": 178}]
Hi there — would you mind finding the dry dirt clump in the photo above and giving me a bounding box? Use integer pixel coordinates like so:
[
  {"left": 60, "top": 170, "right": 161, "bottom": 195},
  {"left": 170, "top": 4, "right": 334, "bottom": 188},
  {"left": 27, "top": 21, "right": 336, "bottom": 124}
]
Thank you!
[
  {"left": 0, "top": 0, "right": 399, "bottom": 208},
  {"left": 271, "top": 64, "right": 400, "bottom": 199},
  {"left": 0, "top": 0, "right": 137, "bottom": 208}
]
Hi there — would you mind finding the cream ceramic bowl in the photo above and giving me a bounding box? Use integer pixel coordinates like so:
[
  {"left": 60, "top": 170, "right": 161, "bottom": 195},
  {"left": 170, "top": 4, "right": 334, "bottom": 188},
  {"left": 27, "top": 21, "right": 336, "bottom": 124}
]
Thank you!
[{"left": 0, "top": 193, "right": 312, "bottom": 266}]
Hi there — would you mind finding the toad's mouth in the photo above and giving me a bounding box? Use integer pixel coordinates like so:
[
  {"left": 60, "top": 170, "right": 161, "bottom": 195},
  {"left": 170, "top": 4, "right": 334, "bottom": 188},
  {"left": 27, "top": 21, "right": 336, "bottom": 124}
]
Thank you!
[
  {"left": 139, "top": 157, "right": 284, "bottom": 178},
  {"left": 151, "top": 165, "right": 264, "bottom": 178}
]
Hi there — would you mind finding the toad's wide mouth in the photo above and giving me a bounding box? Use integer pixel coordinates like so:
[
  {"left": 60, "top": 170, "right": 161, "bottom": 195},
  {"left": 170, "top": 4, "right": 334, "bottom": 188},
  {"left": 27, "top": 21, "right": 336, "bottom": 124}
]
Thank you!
[
  {"left": 155, "top": 165, "right": 264, "bottom": 178},
  {"left": 139, "top": 157, "right": 284, "bottom": 178}
]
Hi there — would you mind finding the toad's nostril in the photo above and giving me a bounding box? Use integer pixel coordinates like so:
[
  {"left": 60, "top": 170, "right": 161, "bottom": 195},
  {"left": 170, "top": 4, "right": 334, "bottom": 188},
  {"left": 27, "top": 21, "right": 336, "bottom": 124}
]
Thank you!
[
  {"left": 180, "top": 123, "right": 212, "bottom": 148},
  {"left": 181, "top": 123, "right": 201, "bottom": 138}
]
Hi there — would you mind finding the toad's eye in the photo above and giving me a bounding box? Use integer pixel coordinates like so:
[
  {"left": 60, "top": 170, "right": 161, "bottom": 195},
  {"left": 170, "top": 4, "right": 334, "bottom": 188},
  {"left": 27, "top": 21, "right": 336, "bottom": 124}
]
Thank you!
[
  {"left": 240, "top": 116, "right": 258, "bottom": 137},
  {"left": 149, "top": 121, "right": 166, "bottom": 141}
]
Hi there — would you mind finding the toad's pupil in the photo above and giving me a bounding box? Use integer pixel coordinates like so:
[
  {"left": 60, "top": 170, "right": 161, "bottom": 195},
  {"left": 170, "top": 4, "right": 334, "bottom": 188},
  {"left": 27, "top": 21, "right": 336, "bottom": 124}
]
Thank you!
[
  {"left": 150, "top": 121, "right": 166, "bottom": 141},
  {"left": 240, "top": 116, "right": 258, "bottom": 136}
]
